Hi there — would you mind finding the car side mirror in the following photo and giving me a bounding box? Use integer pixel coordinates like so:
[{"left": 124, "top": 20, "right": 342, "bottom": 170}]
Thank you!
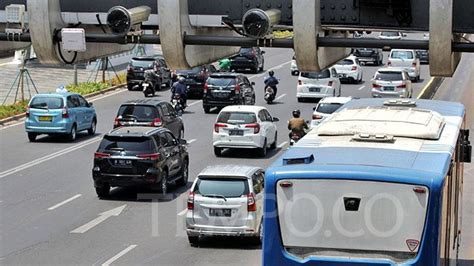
[
  {"left": 251, "top": 82, "right": 255, "bottom": 86},
  {"left": 272, "top": 117, "right": 279, "bottom": 122},
  {"left": 179, "top": 139, "right": 187, "bottom": 144},
  {"left": 403, "top": 33, "right": 407, "bottom": 37},
  {"left": 313, "top": 107, "right": 316, "bottom": 111},
  {"left": 88, "top": 102, "right": 93, "bottom": 107},
  {"left": 261, "top": 51, "right": 266, "bottom": 54}
]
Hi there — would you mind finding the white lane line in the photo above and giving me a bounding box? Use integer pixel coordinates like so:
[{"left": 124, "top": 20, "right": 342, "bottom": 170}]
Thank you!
[
  {"left": 275, "top": 93, "right": 287, "bottom": 101},
  {"left": 177, "top": 208, "right": 187, "bottom": 216},
  {"left": 187, "top": 139, "right": 196, "bottom": 144},
  {"left": 102, "top": 245, "right": 137, "bottom": 266},
  {"left": 0, "top": 136, "right": 101, "bottom": 179},
  {"left": 188, "top": 100, "right": 202, "bottom": 107},
  {"left": 248, "top": 60, "right": 292, "bottom": 80},
  {"left": 278, "top": 141, "right": 288, "bottom": 148},
  {"left": 48, "top": 194, "right": 82, "bottom": 211},
  {"left": 71, "top": 205, "right": 126, "bottom": 234},
  {"left": 357, "top": 86, "right": 365, "bottom": 91}
]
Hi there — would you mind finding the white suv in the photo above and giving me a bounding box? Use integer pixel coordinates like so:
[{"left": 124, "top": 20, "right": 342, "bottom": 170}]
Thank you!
[
  {"left": 387, "top": 49, "right": 421, "bottom": 81},
  {"left": 213, "top": 105, "right": 279, "bottom": 157},
  {"left": 297, "top": 68, "right": 341, "bottom": 102},
  {"left": 310, "top": 97, "right": 352, "bottom": 128},
  {"left": 186, "top": 165, "right": 265, "bottom": 246},
  {"left": 333, "top": 56, "right": 363, "bottom": 84}
]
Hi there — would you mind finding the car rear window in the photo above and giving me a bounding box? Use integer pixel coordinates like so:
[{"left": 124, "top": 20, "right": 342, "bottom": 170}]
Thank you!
[
  {"left": 194, "top": 178, "right": 249, "bottom": 198},
  {"left": 374, "top": 71, "right": 403, "bottom": 81},
  {"left": 217, "top": 112, "right": 257, "bottom": 124},
  {"left": 239, "top": 47, "right": 253, "bottom": 54},
  {"left": 98, "top": 136, "right": 155, "bottom": 153},
  {"left": 207, "top": 77, "right": 236, "bottom": 87},
  {"left": 118, "top": 105, "right": 159, "bottom": 121},
  {"left": 131, "top": 59, "right": 154, "bottom": 68},
  {"left": 316, "top": 103, "right": 343, "bottom": 114},
  {"left": 336, "top": 59, "right": 354, "bottom": 65},
  {"left": 29, "top": 96, "right": 64, "bottom": 109},
  {"left": 390, "top": 51, "right": 414, "bottom": 59},
  {"left": 301, "top": 69, "right": 331, "bottom": 79}
]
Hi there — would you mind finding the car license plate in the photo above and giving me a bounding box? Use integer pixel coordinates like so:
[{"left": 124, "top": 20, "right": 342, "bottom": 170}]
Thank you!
[
  {"left": 38, "top": 116, "right": 52, "bottom": 122},
  {"left": 209, "top": 208, "right": 232, "bottom": 217},
  {"left": 113, "top": 159, "right": 132, "bottom": 167},
  {"left": 309, "top": 87, "right": 321, "bottom": 92},
  {"left": 384, "top": 86, "right": 395, "bottom": 91},
  {"left": 229, "top": 129, "right": 244, "bottom": 136}
]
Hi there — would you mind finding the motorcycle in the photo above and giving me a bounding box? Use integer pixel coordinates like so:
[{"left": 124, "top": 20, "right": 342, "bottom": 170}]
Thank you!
[
  {"left": 171, "top": 93, "right": 185, "bottom": 116},
  {"left": 264, "top": 86, "right": 275, "bottom": 104},
  {"left": 142, "top": 81, "right": 155, "bottom": 97},
  {"left": 289, "top": 131, "right": 304, "bottom": 146}
]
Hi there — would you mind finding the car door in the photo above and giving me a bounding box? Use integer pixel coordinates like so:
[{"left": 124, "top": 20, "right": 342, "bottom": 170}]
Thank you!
[
  {"left": 258, "top": 110, "right": 271, "bottom": 143},
  {"left": 252, "top": 170, "right": 265, "bottom": 226},
  {"left": 158, "top": 58, "right": 171, "bottom": 83},
  {"left": 77, "top": 95, "right": 94, "bottom": 129},
  {"left": 263, "top": 109, "right": 277, "bottom": 144},
  {"left": 160, "top": 103, "right": 181, "bottom": 137},
  {"left": 242, "top": 76, "right": 255, "bottom": 104},
  {"left": 68, "top": 95, "right": 84, "bottom": 130},
  {"left": 162, "top": 132, "right": 181, "bottom": 177}
]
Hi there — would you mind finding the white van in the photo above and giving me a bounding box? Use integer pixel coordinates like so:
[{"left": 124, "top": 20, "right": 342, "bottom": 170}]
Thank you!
[
  {"left": 387, "top": 49, "right": 421, "bottom": 81},
  {"left": 297, "top": 68, "right": 341, "bottom": 102}
]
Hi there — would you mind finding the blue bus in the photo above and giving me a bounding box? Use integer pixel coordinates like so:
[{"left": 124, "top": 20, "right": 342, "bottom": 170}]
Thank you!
[{"left": 263, "top": 99, "right": 471, "bottom": 265}]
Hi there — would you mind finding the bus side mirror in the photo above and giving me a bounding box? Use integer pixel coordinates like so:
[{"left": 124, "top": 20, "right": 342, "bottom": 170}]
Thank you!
[{"left": 460, "top": 129, "right": 472, "bottom": 163}]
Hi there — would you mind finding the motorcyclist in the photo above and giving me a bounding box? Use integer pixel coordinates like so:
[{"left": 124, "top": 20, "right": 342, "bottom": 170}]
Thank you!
[
  {"left": 288, "top": 109, "right": 309, "bottom": 140},
  {"left": 218, "top": 58, "right": 231, "bottom": 72},
  {"left": 172, "top": 76, "right": 188, "bottom": 106},
  {"left": 264, "top": 70, "right": 279, "bottom": 95}
]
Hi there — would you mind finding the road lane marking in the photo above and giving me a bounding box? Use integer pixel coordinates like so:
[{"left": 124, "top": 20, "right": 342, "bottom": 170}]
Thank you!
[
  {"left": 248, "top": 60, "right": 292, "bottom": 80},
  {"left": 187, "top": 139, "right": 196, "bottom": 144},
  {"left": 278, "top": 141, "right": 288, "bottom": 148},
  {"left": 417, "top": 77, "right": 435, "bottom": 99},
  {"left": 188, "top": 100, "right": 202, "bottom": 107},
  {"left": 48, "top": 194, "right": 82, "bottom": 210},
  {"left": 71, "top": 205, "right": 126, "bottom": 234},
  {"left": 0, "top": 136, "right": 102, "bottom": 179},
  {"left": 275, "top": 93, "right": 287, "bottom": 101},
  {"left": 178, "top": 208, "right": 187, "bottom": 216},
  {"left": 102, "top": 245, "right": 137, "bottom": 266},
  {"left": 357, "top": 86, "right": 365, "bottom": 91}
]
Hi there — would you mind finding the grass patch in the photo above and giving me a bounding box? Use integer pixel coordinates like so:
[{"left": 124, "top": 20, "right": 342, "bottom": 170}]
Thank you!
[
  {"left": 273, "top": 30, "right": 293, "bottom": 39},
  {"left": 0, "top": 100, "right": 28, "bottom": 120}
]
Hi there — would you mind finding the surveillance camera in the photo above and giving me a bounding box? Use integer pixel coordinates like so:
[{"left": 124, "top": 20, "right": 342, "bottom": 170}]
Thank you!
[
  {"left": 242, "top": 9, "right": 281, "bottom": 38},
  {"left": 107, "top": 6, "right": 151, "bottom": 35}
]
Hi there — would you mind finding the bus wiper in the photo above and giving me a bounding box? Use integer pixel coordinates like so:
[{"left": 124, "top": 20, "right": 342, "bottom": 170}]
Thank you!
[{"left": 202, "top": 194, "right": 227, "bottom": 201}]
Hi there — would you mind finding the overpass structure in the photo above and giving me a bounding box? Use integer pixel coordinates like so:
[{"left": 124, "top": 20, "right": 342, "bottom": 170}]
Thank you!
[{"left": 0, "top": 0, "right": 473, "bottom": 76}]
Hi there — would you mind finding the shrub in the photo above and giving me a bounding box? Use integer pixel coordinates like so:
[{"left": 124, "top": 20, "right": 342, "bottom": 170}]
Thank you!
[{"left": 0, "top": 100, "right": 28, "bottom": 120}]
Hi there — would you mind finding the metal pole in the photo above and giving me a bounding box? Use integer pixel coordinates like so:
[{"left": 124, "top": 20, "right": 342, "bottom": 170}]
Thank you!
[{"left": 73, "top": 64, "right": 78, "bottom": 86}]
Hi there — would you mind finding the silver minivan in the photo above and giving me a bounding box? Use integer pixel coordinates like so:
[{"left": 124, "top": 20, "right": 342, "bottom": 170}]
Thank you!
[{"left": 186, "top": 165, "right": 264, "bottom": 245}]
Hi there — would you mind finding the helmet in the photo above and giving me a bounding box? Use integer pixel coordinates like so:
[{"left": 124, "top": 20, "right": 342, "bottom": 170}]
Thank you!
[
  {"left": 269, "top": 70, "right": 274, "bottom": 76},
  {"left": 178, "top": 76, "right": 185, "bottom": 83},
  {"left": 292, "top": 109, "right": 301, "bottom": 118}
]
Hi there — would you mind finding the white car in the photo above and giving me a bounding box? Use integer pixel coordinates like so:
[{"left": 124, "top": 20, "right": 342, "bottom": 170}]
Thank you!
[
  {"left": 333, "top": 56, "right": 363, "bottom": 83},
  {"left": 371, "top": 67, "right": 413, "bottom": 98},
  {"left": 290, "top": 54, "right": 299, "bottom": 76},
  {"left": 213, "top": 105, "right": 279, "bottom": 157},
  {"left": 387, "top": 49, "right": 421, "bottom": 81},
  {"left": 379, "top": 31, "right": 404, "bottom": 40},
  {"left": 310, "top": 97, "right": 352, "bottom": 128},
  {"left": 296, "top": 67, "right": 341, "bottom": 102}
]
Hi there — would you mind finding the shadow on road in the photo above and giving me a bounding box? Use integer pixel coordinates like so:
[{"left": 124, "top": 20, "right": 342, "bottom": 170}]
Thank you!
[
  {"left": 101, "top": 181, "right": 192, "bottom": 202},
  {"left": 218, "top": 146, "right": 282, "bottom": 160},
  {"left": 193, "top": 236, "right": 261, "bottom": 250}
]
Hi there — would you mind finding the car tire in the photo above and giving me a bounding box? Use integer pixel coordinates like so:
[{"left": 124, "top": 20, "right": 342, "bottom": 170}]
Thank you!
[
  {"left": 259, "top": 61, "right": 264, "bottom": 72},
  {"left": 96, "top": 184, "right": 110, "bottom": 198},
  {"left": 177, "top": 159, "right": 189, "bottom": 186},
  {"left": 254, "top": 221, "right": 263, "bottom": 244},
  {"left": 214, "top": 147, "right": 223, "bottom": 157},
  {"left": 188, "top": 236, "right": 199, "bottom": 246},
  {"left": 297, "top": 98, "right": 303, "bottom": 103},
  {"left": 203, "top": 106, "right": 211, "bottom": 114},
  {"left": 159, "top": 170, "right": 168, "bottom": 195},
  {"left": 258, "top": 139, "right": 267, "bottom": 157},
  {"left": 68, "top": 125, "right": 77, "bottom": 142},
  {"left": 127, "top": 84, "right": 133, "bottom": 91},
  {"left": 270, "top": 132, "right": 277, "bottom": 149},
  {"left": 27, "top": 132, "right": 37, "bottom": 142},
  {"left": 252, "top": 66, "right": 259, "bottom": 74},
  {"left": 88, "top": 119, "right": 97, "bottom": 135}
]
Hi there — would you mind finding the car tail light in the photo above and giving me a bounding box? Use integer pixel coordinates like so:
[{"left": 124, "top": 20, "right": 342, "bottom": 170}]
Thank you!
[
  {"left": 114, "top": 117, "right": 121, "bottom": 127},
  {"left": 412, "top": 62, "right": 417, "bottom": 67},
  {"left": 387, "top": 61, "right": 392, "bottom": 66},
  {"left": 351, "top": 66, "right": 357, "bottom": 71},
  {"left": 312, "top": 114, "right": 323, "bottom": 120},
  {"left": 187, "top": 191, "right": 195, "bottom": 210},
  {"left": 373, "top": 83, "right": 382, "bottom": 88},
  {"left": 298, "top": 80, "right": 302, "bottom": 85},
  {"left": 247, "top": 193, "right": 257, "bottom": 212},
  {"left": 203, "top": 82, "right": 208, "bottom": 93},
  {"left": 328, "top": 81, "right": 333, "bottom": 86},
  {"left": 397, "top": 84, "right": 407, "bottom": 89},
  {"left": 26, "top": 107, "right": 30, "bottom": 118},
  {"left": 245, "top": 123, "right": 260, "bottom": 134},
  {"left": 94, "top": 152, "right": 111, "bottom": 158},
  {"left": 235, "top": 83, "right": 241, "bottom": 94},
  {"left": 151, "top": 118, "right": 162, "bottom": 127},
  {"left": 127, "top": 65, "right": 132, "bottom": 72},
  {"left": 62, "top": 108, "right": 69, "bottom": 118},
  {"left": 137, "top": 153, "right": 160, "bottom": 160},
  {"left": 214, "top": 123, "right": 227, "bottom": 133}
]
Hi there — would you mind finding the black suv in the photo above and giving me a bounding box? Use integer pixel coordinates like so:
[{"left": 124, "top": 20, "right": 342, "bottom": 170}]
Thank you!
[
  {"left": 114, "top": 99, "right": 185, "bottom": 139},
  {"left": 92, "top": 127, "right": 189, "bottom": 198},
  {"left": 126, "top": 56, "right": 173, "bottom": 91},
  {"left": 230, "top": 47, "right": 265, "bottom": 73},
  {"left": 173, "top": 64, "right": 217, "bottom": 98},
  {"left": 352, "top": 48, "right": 383, "bottom": 65},
  {"left": 202, "top": 73, "right": 256, "bottom": 113}
]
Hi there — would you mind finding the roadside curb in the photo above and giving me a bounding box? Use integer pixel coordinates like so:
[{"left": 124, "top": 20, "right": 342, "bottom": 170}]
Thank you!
[
  {"left": 0, "top": 83, "right": 125, "bottom": 126},
  {"left": 417, "top": 77, "right": 445, "bottom": 99}
]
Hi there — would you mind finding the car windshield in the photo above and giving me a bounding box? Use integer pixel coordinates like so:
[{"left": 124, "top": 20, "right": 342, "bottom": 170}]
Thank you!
[
  {"left": 375, "top": 72, "right": 403, "bottom": 81},
  {"left": 217, "top": 112, "right": 257, "bottom": 124},
  {"left": 390, "top": 51, "right": 414, "bottom": 59},
  {"left": 316, "top": 103, "right": 343, "bottom": 114},
  {"left": 381, "top": 32, "right": 400, "bottom": 37},
  {"left": 194, "top": 178, "right": 249, "bottom": 198},
  {"left": 176, "top": 66, "right": 202, "bottom": 74},
  {"left": 131, "top": 59, "right": 154, "bottom": 68},
  {"left": 98, "top": 136, "right": 155, "bottom": 153},
  {"left": 336, "top": 59, "right": 354, "bottom": 65},
  {"left": 207, "top": 77, "right": 236, "bottom": 88},
  {"left": 118, "top": 105, "right": 159, "bottom": 122},
  {"left": 239, "top": 48, "right": 253, "bottom": 54},
  {"left": 301, "top": 69, "right": 331, "bottom": 79},
  {"left": 29, "top": 96, "right": 64, "bottom": 109}
]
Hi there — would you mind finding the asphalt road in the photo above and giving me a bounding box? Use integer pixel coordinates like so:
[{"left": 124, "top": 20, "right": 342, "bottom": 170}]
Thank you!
[{"left": 0, "top": 43, "right": 471, "bottom": 265}]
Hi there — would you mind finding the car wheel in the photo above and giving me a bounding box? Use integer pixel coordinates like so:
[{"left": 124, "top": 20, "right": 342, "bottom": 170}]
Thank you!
[
  {"left": 188, "top": 236, "right": 199, "bottom": 246},
  {"left": 96, "top": 184, "right": 110, "bottom": 198},
  {"left": 253, "top": 66, "right": 259, "bottom": 74},
  {"left": 127, "top": 84, "right": 133, "bottom": 91},
  {"left": 259, "top": 61, "right": 264, "bottom": 72},
  {"left": 258, "top": 139, "right": 267, "bottom": 157},
  {"left": 297, "top": 98, "right": 303, "bottom": 103},
  {"left": 68, "top": 125, "right": 77, "bottom": 142},
  {"left": 159, "top": 170, "right": 168, "bottom": 195},
  {"left": 177, "top": 159, "right": 189, "bottom": 186},
  {"left": 88, "top": 119, "right": 97, "bottom": 135},
  {"left": 214, "top": 147, "right": 223, "bottom": 157},
  {"left": 203, "top": 106, "right": 211, "bottom": 114},
  {"left": 27, "top": 132, "right": 37, "bottom": 142},
  {"left": 270, "top": 132, "right": 277, "bottom": 149},
  {"left": 254, "top": 221, "right": 263, "bottom": 244}
]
